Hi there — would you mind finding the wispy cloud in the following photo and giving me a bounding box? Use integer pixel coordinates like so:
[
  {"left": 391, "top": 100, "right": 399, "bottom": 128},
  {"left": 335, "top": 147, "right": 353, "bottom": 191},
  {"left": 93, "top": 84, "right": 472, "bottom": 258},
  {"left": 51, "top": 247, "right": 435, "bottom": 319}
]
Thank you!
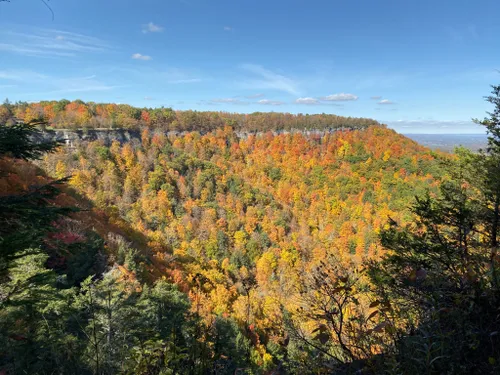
[
  {"left": 132, "top": 53, "right": 152, "bottom": 61},
  {"left": 378, "top": 99, "right": 395, "bottom": 105},
  {"left": 142, "top": 22, "right": 164, "bottom": 33},
  {"left": 168, "top": 78, "right": 202, "bottom": 84},
  {"left": 162, "top": 68, "right": 203, "bottom": 84},
  {"left": 32, "top": 75, "right": 121, "bottom": 95},
  {"left": 445, "top": 25, "right": 478, "bottom": 43},
  {"left": 451, "top": 68, "right": 500, "bottom": 83},
  {"left": 223, "top": 26, "right": 233, "bottom": 31},
  {"left": 0, "top": 28, "right": 109, "bottom": 58},
  {"left": 105, "top": 66, "right": 203, "bottom": 85},
  {"left": 354, "top": 73, "right": 410, "bottom": 90},
  {"left": 245, "top": 93, "right": 265, "bottom": 99},
  {"left": 240, "top": 64, "right": 300, "bottom": 95},
  {"left": 0, "top": 43, "right": 73, "bottom": 57},
  {"left": 0, "top": 69, "right": 120, "bottom": 96},
  {"left": 321, "top": 93, "right": 358, "bottom": 101},
  {"left": 210, "top": 98, "right": 246, "bottom": 104},
  {"left": 144, "top": 96, "right": 155, "bottom": 100},
  {"left": 0, "top": 70, "right": 48, "bottom": 81},
  {"left": 295, "top": 97, "right": 320, "bottom": 105},
  {"left": 257, "top": 99, "right": 284, "bottom": 105},
  {"left": 293, "top": 94, "right": 355, "bottom": 106},
  {"left": 370, "top": 96, "right": 382, "bottom": 100}
]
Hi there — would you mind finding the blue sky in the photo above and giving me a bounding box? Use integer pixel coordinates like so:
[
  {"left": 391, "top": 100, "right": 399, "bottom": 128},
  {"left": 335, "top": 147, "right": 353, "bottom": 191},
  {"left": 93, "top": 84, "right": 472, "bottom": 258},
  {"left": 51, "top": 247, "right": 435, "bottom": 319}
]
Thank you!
[{"left": 1, "top": 0, "right": 499, "bottom": 134}]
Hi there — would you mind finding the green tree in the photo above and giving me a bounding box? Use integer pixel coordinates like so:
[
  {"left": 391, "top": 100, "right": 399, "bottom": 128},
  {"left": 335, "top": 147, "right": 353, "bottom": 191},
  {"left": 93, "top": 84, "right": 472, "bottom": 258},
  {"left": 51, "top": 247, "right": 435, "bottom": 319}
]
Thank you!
[
  {"left": 74, "top": 270, "right": 141, "bottom": 374},
  {"left": 369, "top": 166, "right": 500, "bottom": 374},
  {"left": 0, "top": 251, "right": 80, "bottom": 374},
  {"left": 473, "top": 84, "right": 500, "bottom": 250}
]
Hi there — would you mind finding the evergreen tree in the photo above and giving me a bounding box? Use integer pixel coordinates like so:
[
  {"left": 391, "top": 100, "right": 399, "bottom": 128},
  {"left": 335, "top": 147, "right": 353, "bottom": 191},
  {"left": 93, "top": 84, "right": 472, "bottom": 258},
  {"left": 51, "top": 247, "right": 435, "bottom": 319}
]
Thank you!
[
  {"left": 473, "top": 83, "right": 500, "bottom": 255},
  {"left": 367, "top": 83, "right": 500, "bottom": 374},
  {"left": 0, "top": 251, "right": 81, "bottom": 374}
]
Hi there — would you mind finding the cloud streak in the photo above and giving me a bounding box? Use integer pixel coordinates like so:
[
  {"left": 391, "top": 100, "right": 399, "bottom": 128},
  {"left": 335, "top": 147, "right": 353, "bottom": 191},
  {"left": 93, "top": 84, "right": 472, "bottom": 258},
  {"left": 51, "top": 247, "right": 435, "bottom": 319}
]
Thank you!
[
  {"left": 378, "top": 99, "right": 395, "bottom": 105},
  {"left": 245, "top": 93, "right": 265, "bottom": 99},
  {"left": 162, "top": 68, "right": 203, "bottom": 84},
  {"left": 0, "top": 28, "right": 109, "bottom": 58},
  {"left": 168, "top": 78, "right": 202, "bottom": 84},
  {"left": 257, "top": 99, "right": 284, "bottom": 105},
  {"left": 0, "top": 69, "right": 121, "bottom": 96},
  {"left": 321, "top": 93, "right": 358, "bottom": 101},
  {"left": 142, "top": 22, "right": 164, "bottom": 33},
  {"left": 295, "top": 97, "right": 320, "bottom": 105},
  {"left": 240, "top": 64, "right": 300, "bottom": 95},
  {"left": 210, "top": 98, "right": 247, "bottom": 104},
  {"left": 132, "top": 53, "right": 152, "bottom": 61}
]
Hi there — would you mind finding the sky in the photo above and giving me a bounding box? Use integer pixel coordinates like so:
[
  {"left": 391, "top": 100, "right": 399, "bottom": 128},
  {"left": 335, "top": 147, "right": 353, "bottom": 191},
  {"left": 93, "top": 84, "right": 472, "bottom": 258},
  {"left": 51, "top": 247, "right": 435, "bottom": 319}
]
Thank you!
[{"left": 1, "top": 0, "right": 499, "bottom": 134}]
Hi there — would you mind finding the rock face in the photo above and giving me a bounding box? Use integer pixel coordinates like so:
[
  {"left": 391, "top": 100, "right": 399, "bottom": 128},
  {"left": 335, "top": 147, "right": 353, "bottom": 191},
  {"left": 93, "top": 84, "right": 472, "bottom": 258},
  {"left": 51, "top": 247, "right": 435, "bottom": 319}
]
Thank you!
[
  {"left": 33, "top": 129, "right": 143, "bottom": 147},
  {"left": 34, "top": 126, "right": 365, "bottom": 147}
]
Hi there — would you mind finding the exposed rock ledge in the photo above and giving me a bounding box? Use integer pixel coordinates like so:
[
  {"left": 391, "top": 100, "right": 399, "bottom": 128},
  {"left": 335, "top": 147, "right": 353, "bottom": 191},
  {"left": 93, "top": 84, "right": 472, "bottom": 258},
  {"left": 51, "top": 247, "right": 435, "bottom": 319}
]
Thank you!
[{"left": 33, "top": 126, "right": 371, "bottom": 147}]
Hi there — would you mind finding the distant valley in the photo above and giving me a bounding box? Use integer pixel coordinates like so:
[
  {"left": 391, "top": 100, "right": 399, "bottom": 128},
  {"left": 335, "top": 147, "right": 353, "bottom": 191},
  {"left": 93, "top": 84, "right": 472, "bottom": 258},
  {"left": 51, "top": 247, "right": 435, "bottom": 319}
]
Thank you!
[{"left": 405, "top": 133, "right": 488, "bottom": 152}]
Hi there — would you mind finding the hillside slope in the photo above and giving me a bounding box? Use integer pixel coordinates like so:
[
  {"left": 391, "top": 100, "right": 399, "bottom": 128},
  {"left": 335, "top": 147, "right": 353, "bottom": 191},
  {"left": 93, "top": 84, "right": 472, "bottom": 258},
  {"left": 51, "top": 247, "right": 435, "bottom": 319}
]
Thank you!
[{"left": 39, "top": 126, "right": 444, "bottom": 352}]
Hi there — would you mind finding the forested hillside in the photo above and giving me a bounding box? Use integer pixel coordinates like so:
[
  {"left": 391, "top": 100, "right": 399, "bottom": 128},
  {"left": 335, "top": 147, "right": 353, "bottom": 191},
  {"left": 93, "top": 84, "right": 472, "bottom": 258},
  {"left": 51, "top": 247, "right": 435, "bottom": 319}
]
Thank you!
[
  {"left": 1, "top": 99, "right": 379, "bottom": 132},
  {"left": 38, "top": 123, "right": 443, "bottom": 371},
  {"left": 1, "top": 85, "right": 500, "bottom": 374}
]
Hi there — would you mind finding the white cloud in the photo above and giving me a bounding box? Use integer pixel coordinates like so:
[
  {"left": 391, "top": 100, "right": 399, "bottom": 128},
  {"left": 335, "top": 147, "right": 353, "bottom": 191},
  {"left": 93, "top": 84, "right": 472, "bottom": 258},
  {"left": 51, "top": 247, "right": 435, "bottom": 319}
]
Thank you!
[
  {"left": 144, "top": 96, "right": 154, "bottom": 100},
  {"left": 211, "top": 98, "right": 238, "bottom": 103},
  {"left": 240, "top": 64, "right": 300, "bottom": 95},
  {"left": 370, "top": 96, "right": 382, "bottom": 100},
  {"left": 321, "top": 93, "right": 358, "bottom": 101},
  {"left": 1, "top": 28, "right": 109, "bottom": 58},
  {"left": 142, "top": 22, "right": 164, "bottom": 33},
  {"left": 258, "top": 99, "right": 284, "bottom": 105},
  {"left": 295, "top": 97, "right": 320, "bottom": 105},
  {"left": 224, "top": 26, "right": 233, "bottom": 31},
  {"left": 378, "top": 99, "right": 395, "bottom": 105},
  {"left": 132, "top": 53, "right": 152, "bottom": 61}
]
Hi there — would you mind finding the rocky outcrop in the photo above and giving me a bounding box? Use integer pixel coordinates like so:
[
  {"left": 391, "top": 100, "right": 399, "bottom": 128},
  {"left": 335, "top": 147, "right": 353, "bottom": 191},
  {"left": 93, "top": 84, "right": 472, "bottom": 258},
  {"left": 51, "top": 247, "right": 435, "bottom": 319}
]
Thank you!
[
  {"left": 33, "top": 129, "right": 142, "bottom": 147},
  {"left": 34, "top": 126, "right": 372, "bottom": 147}
]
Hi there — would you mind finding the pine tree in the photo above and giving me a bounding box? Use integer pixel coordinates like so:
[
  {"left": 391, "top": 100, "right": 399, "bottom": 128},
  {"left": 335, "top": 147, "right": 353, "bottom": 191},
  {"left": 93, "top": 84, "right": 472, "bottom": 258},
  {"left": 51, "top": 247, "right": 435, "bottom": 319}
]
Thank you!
[
  {"left": 0, "top": 251, "right": 80, "bottom": 374},
  {"left": 473, "top": 84, "right": 500, "bottom": 249},
  {"left": 367, "top": 85, "right": 500, "bottom": 373}
]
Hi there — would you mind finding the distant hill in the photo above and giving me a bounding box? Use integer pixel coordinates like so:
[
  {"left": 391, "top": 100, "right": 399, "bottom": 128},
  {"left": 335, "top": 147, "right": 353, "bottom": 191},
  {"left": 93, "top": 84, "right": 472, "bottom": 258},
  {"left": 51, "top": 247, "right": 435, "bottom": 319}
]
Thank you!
[
  {"left": 1, "top": 99, "right": 380, "bottom": 132},
  {"left": 405, "top": 133, "right": 487, "bottom": 152}
]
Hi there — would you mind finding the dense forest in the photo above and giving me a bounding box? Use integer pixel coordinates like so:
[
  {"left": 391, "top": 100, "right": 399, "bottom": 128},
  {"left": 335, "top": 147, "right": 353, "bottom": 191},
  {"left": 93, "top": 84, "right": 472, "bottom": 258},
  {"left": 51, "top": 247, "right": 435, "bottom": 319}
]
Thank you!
[
  {"left": 1, "top": 84, "right": 500, "bottom": 374},
  {"left": 0, "top": 99, "right": 379, "bottom": 132}
]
